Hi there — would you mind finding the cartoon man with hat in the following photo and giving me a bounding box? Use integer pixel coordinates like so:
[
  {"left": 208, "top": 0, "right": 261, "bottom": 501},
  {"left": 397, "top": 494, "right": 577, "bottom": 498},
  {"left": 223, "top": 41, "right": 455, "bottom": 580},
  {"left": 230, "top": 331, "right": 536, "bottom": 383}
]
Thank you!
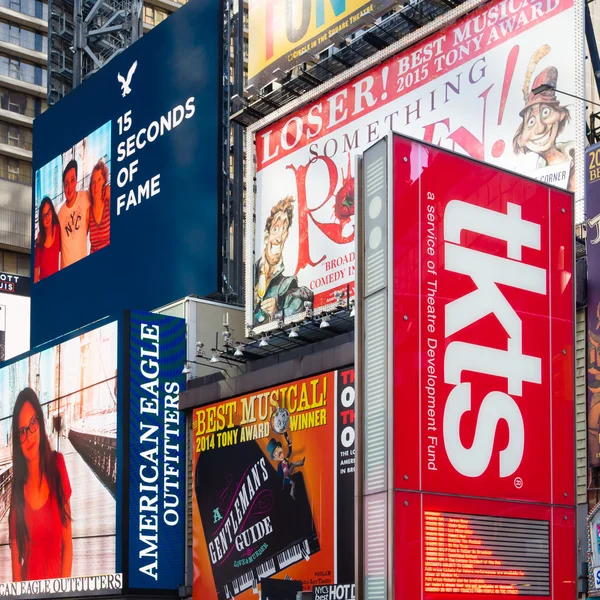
[
  {"left": 266, "top": 436, "right": 306, "bottom": 500},
  {"left": 513, "top": 45, "right": 575, "bottom": 191}
]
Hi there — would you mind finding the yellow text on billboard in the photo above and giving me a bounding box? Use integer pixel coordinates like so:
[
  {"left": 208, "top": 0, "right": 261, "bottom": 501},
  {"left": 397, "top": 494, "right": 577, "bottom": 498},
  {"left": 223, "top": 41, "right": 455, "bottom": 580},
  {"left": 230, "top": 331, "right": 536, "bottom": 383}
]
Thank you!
[{"left": 249, "top": 0, "right": 380, "bottom": 87}]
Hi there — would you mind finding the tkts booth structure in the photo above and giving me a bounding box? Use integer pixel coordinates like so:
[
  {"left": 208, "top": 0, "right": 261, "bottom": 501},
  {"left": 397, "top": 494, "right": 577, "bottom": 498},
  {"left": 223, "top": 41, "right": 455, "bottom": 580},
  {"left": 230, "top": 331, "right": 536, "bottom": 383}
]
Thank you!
[{"left": 356, "top": 133, "right": 575, "bottom": 598}]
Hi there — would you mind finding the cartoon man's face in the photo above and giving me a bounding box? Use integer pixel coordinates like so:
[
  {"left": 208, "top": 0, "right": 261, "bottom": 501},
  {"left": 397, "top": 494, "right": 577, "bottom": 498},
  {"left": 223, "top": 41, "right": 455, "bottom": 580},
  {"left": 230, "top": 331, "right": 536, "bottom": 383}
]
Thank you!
[
  {"left": 519, "top": 103, "right": 565, "bottom": 154},
  {"left": 264, "top": 211, "right": 289, "bottom": 266},
  {"left": 272, "top": 446, "right": 284, "bottom": 462},
  {"left": 63, "top": 167, "right": 78, "bottom": 205}
]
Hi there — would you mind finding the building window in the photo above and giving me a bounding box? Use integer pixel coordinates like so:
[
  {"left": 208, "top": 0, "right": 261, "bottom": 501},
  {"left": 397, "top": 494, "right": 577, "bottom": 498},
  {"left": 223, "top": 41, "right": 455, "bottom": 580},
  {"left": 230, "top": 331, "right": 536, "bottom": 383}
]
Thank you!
[
  {"left": 0, "top": 54, "right": 46, "bottom": 86},
  {"left": 0, "top": 249, "right": 30, "bottom": 275},
  {"left": 143, "top": 5, "right": 167, "bottom": 26},
  {"left": 0, "top": 156, "right": 31, "bottom": 184},
  {"left": 0, "top": 122, "right": 32, "bottom": 150},
  {"left": 0, "top": 86, "right": 35, "bottom": 117},
  {"left": 0, "top": 0, "right": 47, "bottom": 20},
  {"left": 16, "top": 251, "right": 29, "bottom": 275},
  {"left": 0, "top": 21, "right": 47, "bottom": 52}
]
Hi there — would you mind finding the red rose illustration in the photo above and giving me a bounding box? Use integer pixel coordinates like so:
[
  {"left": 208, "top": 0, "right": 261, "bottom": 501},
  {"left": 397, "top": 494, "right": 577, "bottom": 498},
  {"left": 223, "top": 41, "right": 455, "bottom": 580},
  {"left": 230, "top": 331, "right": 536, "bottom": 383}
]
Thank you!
[{"left": 334, "top": 154, "right": 354, "bottom": 224}]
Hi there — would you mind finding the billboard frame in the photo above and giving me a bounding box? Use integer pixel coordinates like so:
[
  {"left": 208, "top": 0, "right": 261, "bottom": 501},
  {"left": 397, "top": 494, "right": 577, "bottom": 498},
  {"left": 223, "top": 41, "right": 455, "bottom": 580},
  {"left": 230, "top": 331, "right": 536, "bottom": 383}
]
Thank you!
[
  {"left": 30, "top": 0, "right": 223, "bottom": 348},
  {"left": 244, "top": 0, "right": 587, "bottom": 337},
  {"left": 189, "top": 366, "right": 357, "bottom": 600}
]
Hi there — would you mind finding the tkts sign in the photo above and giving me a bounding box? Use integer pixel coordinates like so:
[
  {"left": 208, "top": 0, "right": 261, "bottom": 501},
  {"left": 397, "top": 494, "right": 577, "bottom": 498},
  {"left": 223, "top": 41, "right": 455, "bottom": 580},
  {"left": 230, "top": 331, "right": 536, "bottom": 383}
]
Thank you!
[
  {"left": 392, "top": 134, "right": 575, "bottom": 504},
  {"left": 248, "top": 0, "right": 583, "bottom": 335}
]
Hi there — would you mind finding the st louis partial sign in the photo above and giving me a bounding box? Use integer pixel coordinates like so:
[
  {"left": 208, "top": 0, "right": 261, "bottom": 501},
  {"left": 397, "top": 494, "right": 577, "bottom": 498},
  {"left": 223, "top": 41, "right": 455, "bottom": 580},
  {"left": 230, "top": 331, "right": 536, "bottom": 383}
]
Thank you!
[{"left": 31, "top": 0, "right": 220, "bottom": 346}]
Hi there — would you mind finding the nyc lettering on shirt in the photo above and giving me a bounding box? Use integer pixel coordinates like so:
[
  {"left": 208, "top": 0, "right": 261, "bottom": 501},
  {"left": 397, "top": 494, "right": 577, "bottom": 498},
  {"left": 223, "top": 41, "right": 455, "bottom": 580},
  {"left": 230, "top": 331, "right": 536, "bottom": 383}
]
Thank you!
[{"left": 65, "top": 210, "right": 83, "bottom": 237}]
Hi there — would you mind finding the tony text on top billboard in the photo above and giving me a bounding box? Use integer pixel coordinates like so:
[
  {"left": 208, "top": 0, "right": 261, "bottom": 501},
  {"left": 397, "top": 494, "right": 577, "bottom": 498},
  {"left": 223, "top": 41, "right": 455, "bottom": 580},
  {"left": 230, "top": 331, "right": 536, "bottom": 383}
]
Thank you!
[
  {"left": 248, "top": 0, "right": 396, "bottom": 89},
  {"left": 31, "top": 0, "right": 221, "bottom": 346},
  {"left": 247, "top": 0, "right": 583, "bottom": 334}
]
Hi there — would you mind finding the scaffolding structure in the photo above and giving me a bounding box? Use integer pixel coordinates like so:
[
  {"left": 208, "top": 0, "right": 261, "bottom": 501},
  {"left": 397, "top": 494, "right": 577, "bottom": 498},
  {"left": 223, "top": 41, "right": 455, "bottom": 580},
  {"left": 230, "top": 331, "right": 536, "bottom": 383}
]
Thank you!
[{"left": 47, "top": 0, "right": 142, "bottom": 104}]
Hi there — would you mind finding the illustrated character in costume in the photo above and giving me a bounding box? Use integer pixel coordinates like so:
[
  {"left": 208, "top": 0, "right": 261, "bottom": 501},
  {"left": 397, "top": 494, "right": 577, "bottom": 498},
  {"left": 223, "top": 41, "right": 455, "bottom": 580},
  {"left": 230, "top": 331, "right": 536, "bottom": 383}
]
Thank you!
[
  {"left": 513, "top": 45, "right": 575, "bottom": 192},
  {"left": 254, "top": 195, "right": 313, "bottom": 326},
  {"left": 266, "top": 435, "right": 306, "bottom": 500}
]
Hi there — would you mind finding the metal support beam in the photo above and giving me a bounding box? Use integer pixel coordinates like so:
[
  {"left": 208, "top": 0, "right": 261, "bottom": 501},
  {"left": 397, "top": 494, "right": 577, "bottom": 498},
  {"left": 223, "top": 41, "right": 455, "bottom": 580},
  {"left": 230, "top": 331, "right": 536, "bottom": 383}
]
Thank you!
[{"left": 231, "top": 0, "right": 244, "bottom": 305}]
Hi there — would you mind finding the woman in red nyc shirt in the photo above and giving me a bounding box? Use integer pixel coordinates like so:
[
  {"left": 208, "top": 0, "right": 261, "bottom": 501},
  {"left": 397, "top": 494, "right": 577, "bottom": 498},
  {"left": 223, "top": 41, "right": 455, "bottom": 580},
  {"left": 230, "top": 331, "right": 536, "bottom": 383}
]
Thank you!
[{"left": 9, "top": 388, "right": 72, "bottom": 581}]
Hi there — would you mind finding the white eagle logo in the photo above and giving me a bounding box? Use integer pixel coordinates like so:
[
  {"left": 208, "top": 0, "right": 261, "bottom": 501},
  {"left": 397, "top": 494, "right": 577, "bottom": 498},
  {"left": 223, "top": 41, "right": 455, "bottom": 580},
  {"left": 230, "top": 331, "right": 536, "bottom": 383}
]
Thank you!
[{"left": 117, "top": 61, "right": 137, "bottom": 97}]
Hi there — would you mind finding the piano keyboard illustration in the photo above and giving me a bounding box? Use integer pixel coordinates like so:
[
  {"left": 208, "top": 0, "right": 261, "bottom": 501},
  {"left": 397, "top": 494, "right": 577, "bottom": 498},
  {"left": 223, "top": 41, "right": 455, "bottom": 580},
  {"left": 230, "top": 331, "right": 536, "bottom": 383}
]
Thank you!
[
  {"left": 277, "top": 539, "right": 311, "bottom": 569},
  {"left": 225, "top": 539, "right": 313, "bottom": 598},
  {"left": 256, "top": 558, "right": 276, "bottom": 579},
  {"left": 231, "top": 569, "right": 255, "bottom": 595}
]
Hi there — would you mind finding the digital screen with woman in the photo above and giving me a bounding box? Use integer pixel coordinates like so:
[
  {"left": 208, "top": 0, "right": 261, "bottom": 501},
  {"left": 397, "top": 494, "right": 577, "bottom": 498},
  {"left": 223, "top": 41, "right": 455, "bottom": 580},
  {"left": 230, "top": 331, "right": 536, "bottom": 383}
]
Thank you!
[
  {"left": 0, "top": 320, "right": 118, "bottom": 584},
  {"left": 9, "top": 388, "right": 72, "bottom": 581},
  {"left": 33, "top": 122, "right": 111, "bottom": 283}
]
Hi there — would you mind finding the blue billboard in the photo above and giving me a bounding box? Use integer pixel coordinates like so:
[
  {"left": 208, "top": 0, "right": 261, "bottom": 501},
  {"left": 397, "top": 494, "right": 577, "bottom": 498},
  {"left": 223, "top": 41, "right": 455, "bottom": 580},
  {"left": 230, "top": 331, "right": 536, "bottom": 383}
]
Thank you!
[
  {"left": 31, "top": 0, "right": 221, "bottom": 346},
  {"left": 127, "top": 310, "right": 186, "bottom": 590}
]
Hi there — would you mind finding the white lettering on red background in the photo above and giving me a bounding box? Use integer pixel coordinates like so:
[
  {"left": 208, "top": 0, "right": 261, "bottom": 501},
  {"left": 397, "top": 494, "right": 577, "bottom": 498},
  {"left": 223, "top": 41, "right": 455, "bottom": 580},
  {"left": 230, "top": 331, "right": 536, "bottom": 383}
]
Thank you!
[{"left": 442, "top": 201, "right": 547, "bottom": 478}]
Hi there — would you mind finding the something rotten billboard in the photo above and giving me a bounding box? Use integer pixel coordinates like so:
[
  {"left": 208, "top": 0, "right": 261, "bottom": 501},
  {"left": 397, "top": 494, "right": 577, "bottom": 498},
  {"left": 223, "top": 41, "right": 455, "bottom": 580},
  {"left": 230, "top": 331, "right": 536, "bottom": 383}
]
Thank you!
[
  {"left": 31, "top": 0, "right": 220, "bottom": 347},
  {"left": 247, "top": 0, "right": 583, "bottom": 333},
  {"left": 386, "top": 135, "right": 575, "bottom": 598},
  {"left": 248, "top": 0, "right": 395, "bottom": 90},
  {"left": 192, "top": 368, "right": 355, "bottom": 600}
]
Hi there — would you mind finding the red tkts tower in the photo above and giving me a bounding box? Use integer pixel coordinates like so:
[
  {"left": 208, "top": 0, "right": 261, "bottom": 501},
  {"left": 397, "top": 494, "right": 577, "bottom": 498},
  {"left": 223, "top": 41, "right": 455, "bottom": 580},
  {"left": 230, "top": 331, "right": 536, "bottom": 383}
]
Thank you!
[{"left": 357, "top": 133, "right": 575, "bottom": 600}]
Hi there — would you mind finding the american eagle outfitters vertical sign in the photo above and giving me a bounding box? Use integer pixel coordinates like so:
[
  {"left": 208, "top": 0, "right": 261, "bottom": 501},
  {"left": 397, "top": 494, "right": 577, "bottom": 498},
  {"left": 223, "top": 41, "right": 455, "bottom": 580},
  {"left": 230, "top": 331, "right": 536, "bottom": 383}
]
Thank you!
[{"left": 127, "top": 310, "right": 186, "bottom": 589}]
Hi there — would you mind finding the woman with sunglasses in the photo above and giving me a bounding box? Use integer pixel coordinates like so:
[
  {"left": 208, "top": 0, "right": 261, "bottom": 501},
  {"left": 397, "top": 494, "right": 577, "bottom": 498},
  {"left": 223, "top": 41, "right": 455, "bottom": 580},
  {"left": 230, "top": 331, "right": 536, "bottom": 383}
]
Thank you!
[
  {"left": 34, "top": 197, "right": 61, "bottom": 283},
  {"left": 9, "top": 388, "right": 72, "bottom": 581}
]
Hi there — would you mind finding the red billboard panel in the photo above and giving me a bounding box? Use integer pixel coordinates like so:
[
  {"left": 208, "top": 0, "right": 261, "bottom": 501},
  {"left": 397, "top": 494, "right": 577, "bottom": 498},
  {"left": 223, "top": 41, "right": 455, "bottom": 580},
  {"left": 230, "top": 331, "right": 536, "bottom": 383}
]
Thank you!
[
  {"left": 392, "top": 134, "right": 574, "bottom": 507},
  {"left": 394, "top": 492, "right": 575, "bottom": 600}
]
